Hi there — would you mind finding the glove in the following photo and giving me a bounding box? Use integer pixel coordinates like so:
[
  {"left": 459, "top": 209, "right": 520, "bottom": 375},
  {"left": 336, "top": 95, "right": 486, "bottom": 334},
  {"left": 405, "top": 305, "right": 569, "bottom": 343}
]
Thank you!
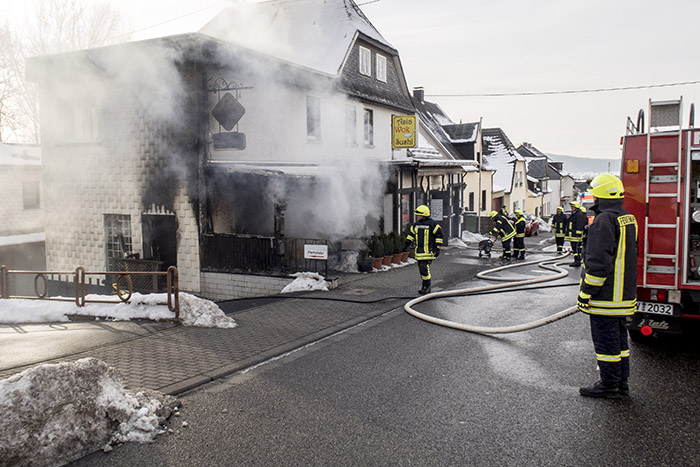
[
  {"left": 577, "top": 291, "right": 591, "bottom": 311},
  {"left": 434, "top": 248, "right": 440, "bottom": 258},
  {"left": 403, "top": 241, "right": 411, "bottom": 252}
]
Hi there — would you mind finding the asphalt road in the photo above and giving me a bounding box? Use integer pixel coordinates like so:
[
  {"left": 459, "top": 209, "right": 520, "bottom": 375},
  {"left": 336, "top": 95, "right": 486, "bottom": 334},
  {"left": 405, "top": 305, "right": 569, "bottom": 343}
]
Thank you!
[{"left": 72, "top": 257, "right": 700, "bottom": 467}]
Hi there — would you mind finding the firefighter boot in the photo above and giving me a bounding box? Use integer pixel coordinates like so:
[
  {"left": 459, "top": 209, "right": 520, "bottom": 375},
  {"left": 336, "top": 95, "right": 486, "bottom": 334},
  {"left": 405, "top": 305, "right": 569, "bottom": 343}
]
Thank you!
[
  {"left": 419, "top": 280, "right": 431, "bottom": 295},
  {"left": 579, "top": 380, "right": 621, "bottom": 398},
  {"left": 619, "top": 380, "right": 629, "bottom": 396}
]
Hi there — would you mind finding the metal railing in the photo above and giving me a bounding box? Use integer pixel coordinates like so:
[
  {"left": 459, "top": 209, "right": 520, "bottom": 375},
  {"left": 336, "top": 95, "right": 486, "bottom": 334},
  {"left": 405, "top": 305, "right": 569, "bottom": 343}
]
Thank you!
[{"left": 0, "top": 265, "right": 180, "bottom": 319}]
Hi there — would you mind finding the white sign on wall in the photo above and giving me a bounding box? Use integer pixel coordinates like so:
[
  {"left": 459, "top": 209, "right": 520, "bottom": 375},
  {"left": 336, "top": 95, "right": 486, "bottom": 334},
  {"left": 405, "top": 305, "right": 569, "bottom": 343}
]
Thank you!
[
  {"left": 430, "top": 199, "right": 444, "bottom": 219},
  {"left": 304, "top": 244, "right": 328, "bottom": 260}
]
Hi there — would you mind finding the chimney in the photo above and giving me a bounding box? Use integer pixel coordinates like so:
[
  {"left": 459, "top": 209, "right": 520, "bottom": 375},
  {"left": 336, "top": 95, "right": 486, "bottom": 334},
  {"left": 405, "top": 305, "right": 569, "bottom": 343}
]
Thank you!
[{"left": 413, "top": 87, "right": 424, "bottom": 102}]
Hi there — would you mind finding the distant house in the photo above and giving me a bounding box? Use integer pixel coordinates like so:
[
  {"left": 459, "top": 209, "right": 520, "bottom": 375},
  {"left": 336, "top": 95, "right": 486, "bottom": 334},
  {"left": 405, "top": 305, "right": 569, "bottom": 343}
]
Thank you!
[
  {"left": 482, "top": 128, "right": 527, "bottom": 214},
  {"left": 27, "top": 0, "right": 464, "bottom": 299},
  {"left": 409, "top": 87, "right": 493, "bottom": 236},
  {"left": 0, "top": 142, "right": 43, "bottom": 237}
]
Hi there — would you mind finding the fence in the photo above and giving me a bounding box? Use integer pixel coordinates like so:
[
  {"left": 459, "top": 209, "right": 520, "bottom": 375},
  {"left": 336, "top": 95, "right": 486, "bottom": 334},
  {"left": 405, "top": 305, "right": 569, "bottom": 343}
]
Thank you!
[
  {"left": 0, "top": 265, "right": 180, "bottom": 318},
  {"left": 201, "top": 234, "right": 329, "bottom": 275}
]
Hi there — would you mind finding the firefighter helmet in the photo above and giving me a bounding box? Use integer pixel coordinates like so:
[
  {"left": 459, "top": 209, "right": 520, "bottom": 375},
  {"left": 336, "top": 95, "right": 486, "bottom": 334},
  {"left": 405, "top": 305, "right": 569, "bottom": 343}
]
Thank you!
[
  {"left": 570, "top": 201, "right": 580, "bottom": 209},
  {"left": 489, "top": 210, "right": 498, "bottom": 218},
  {"left": 557, "top": 206, "right": 564, "bottom": 212},
  {"left": 415, "top": 205, "right": 430, "bottom": 217},
  {"left": 589, "top": 173, "right": 625, "bottom": 199},
  {"left": 515, "top": 209, "right": 523, "bottom": 216}
]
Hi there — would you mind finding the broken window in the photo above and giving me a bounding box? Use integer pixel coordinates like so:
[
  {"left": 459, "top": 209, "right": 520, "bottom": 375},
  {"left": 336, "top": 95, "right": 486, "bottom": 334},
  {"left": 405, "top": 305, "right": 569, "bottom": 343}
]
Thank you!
[
  {"left": 104, "top": 214, "right": 132, "bottom": 264},
  {"left": 363, "top": 108, "right": 374, "bottom": 146}
]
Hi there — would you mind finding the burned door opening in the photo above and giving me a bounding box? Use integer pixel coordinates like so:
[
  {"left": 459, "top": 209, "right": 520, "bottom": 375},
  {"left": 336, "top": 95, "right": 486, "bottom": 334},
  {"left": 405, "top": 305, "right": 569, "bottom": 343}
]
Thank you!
[{"left": 142, "top": 214, "right": 177, "bottom": 270}]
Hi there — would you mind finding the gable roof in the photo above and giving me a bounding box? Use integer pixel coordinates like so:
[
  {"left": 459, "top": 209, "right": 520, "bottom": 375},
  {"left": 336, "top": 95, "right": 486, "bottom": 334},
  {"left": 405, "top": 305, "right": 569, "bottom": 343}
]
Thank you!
[
  {"left": 199, "top": 0, "right": 393, "bottom": 76},
  {"left": 482, "top": 128, "right": 523, "bottom": 193}
]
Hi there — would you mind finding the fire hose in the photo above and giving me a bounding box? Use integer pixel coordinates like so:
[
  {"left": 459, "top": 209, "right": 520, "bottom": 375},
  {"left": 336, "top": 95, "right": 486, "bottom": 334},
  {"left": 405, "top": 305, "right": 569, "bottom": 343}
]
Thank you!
[{"left": 404, "top": 253, "right": 580, "bottom": 334}]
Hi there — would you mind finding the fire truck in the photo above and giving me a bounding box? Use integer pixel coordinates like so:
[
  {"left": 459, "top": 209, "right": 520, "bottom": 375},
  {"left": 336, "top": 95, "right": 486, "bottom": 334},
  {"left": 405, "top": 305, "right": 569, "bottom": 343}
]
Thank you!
[{"left": 621, "top": 97, "right": 700, "bottom": 339}]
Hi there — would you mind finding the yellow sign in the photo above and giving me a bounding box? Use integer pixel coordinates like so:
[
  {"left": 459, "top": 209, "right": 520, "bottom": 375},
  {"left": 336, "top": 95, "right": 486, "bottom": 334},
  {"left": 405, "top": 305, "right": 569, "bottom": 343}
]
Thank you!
[{"left": 392, "top": 115, "right": 417, "bottom": 149}]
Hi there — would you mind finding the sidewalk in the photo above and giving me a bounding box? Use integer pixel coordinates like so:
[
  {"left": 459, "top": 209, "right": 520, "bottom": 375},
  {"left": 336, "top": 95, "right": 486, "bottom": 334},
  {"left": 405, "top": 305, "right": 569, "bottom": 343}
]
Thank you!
[{"left": 0, "top": 245, "right": 502, "bottom": 395}]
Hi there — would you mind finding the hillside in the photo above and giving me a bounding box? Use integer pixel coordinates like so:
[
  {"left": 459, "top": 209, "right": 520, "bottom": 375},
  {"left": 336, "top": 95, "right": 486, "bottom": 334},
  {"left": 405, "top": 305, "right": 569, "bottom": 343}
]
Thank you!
[{"left": 547, "top": 154, "right": 621, "bottom": 179}]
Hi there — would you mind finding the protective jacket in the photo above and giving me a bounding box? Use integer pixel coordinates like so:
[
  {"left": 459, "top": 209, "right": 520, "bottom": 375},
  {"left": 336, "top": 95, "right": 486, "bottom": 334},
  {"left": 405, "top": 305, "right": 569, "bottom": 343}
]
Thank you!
[
  {"left": 515, "top": 216, "right": 526, "bottom": 238},
  {"left": 488, "top": 213, "right": 516, "bottom": 241},
  {"left": 565, "top": 209, "right": 587, "bottom": 242},
  {"left": 406, "top": 218, "right": 444, "bottom": 261},
  {"left": 579, "top": 199, "right": 638, "bottom": 316},
  {"left": 552, "top": 212, "right": 567, "bottom": 237}
]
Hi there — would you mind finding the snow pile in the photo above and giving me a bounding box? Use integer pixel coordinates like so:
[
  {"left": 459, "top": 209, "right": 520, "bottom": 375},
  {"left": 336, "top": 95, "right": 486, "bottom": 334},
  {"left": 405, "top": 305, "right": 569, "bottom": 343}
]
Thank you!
[
  {"left": 0, "top": 293, "right": 237, "bottom": 328},
  {"left": 0, "top": 358, "right": 179, "bottom": 467},
  {"left": 462, "top": 230, "right": 489, "bottom": 244},
  {"left": 447, "top": 237, "right": 468, "bottom": 249},
  {"left": 537, "top": 217, "right": 552, "bottom": 232},
  {"left": 281, "top": 272, "right": 329, "bottom": 293}
]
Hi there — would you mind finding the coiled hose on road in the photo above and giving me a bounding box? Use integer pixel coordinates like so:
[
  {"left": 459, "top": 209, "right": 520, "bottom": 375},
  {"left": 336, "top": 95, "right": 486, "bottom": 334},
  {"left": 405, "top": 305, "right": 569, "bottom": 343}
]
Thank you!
[{"left": 404, "top": 253, "right": 580, "bottom": 334}]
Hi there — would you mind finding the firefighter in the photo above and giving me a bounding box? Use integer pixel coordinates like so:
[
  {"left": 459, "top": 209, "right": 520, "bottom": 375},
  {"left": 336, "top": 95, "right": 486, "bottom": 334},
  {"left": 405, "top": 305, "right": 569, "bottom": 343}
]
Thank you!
[
  {"left": 552, "top": 206, "right": 567, "bottom": 253},
  {"left": 404, "top": 205, "right": 443, "bottom": 295},
  {"left": 577, "top": 174, "right": 638, "bottom": 398},
  {"left": 566, "top": 201, "right": 587, "bottom": 266},
  {"left": 487, "top": 210, "right": 516, "bottom": 261},
  {"left": 513, "top": 209, "right": 526, "bottom": 260}
]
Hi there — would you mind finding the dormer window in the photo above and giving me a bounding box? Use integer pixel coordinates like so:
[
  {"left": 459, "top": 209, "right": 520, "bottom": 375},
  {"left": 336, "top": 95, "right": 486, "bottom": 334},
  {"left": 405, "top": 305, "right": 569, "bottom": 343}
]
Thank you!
[
  {"left": 376, "top": 54, "right": 387, "bottom": 82},
  {"left": 359, "top": 46, "right": 371, "bottom": 76}
]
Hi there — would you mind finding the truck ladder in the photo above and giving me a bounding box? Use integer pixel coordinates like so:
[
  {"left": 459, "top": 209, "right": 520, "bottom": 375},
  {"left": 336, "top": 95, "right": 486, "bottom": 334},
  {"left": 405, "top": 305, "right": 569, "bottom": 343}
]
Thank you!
[{"left": 643, "top": 98, "right": 683, "bottom": 288}]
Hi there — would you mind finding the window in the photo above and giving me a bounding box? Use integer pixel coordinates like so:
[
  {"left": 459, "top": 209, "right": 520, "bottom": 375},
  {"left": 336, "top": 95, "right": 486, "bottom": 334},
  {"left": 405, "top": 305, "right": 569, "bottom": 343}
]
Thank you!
[
  {"left": 468, "top": 192, "right": 475, "bottom": 212},
  {"left": 104, "top": 214, "right": 132, "bottom": 262},
  {"left": 363, "top": 108, "right": 374, "bottom": 146},
  {"left": 345, "top": 104, "right": 357, "bottom": 146},
  {"left": 68, "top": 102, "right": 99, "bottom": 140},
  {"left": 481, "top": 190, "right": 487, "bottom": 211},
  {"left": 376, "top": 54, "right": 387, "bottom": 82},
  {"left": 306, "top": 96, "right": 321, "bottom": 140},
  {"left": 359, "top": 46, "right": 371, "bottom": 76},
  {"left": 22, "top": 180, "right": 40, "bottom": 210}
]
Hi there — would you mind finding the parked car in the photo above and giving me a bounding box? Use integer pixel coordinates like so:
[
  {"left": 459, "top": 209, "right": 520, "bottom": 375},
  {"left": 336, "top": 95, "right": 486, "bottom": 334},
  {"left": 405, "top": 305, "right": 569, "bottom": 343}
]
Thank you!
[{"left": 524, "top": 213, "right": 539, "bottom": 236}]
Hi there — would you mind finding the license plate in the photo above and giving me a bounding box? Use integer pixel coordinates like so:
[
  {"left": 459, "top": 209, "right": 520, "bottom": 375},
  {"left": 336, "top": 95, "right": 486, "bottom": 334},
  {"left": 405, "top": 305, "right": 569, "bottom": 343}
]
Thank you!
[{"left": 637, "top": 301, "right": 674, "bottom": 316}]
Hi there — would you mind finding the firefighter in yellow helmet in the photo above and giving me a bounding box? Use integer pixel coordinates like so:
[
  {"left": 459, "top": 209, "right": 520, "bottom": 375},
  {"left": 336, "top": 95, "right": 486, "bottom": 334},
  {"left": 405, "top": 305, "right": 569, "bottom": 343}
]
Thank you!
[
  {"left": 404, "top": 204, "right": 444, "bottom": 295},
  {"left": 513, "top": 209, "right": 526, "bottom": 260},
  {"left": 487, "top": 209, "right": 516, "bottom": 260},
  {"left": 552, "top": 206, "right": 567, "bottom": 253},
  {"left": 577, "top": 173, "right": 638, "bottom": 398},
  {"left": 566, "top": 200, "right": 587, "bottom": 266}
]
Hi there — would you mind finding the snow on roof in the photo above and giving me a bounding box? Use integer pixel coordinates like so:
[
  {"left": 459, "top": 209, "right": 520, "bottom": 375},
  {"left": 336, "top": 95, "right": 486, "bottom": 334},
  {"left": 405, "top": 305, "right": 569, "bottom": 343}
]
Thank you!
[
  {"left": 442, "top": 123, "right": 479, "bottom": 144},
  {"left": 482, "top": 128, "right": 521, "bottom": 193},
  {"left": 0, "top": 143, "right": 41, "bottom": 166},
  {"left": 199, "top": 0, "right": 393, "bottom": 75}
]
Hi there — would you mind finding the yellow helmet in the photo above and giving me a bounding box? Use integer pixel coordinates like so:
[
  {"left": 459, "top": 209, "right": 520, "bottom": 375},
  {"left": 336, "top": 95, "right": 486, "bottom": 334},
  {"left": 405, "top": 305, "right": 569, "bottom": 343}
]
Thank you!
[
  {"left": 580, "top": 206, "right": 587, "bottom": 213},
  {"left": 515, "top": 209, "right": 523, "bottom": 216},
  {"left": 557, "top": 206, "right": 564, "bottom": 212},
  {"left": 570, "top": 201, "right": 580, "bottom": 209},
  {"left": 489, "top": 210, "right": 498, "bottom": 218},
  {"left": 589, "top": 174, "right": 624, "bottom": 199},
  {"left": 415, "top": 205, "right": 430, "bottom": 217}
]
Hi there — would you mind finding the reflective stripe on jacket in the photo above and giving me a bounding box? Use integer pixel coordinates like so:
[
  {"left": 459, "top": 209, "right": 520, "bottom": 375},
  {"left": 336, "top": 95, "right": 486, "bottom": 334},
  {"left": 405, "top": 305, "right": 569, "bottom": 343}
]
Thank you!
[
  {"left": 579, "top": 199, "right": 638, "bottom": 316},
  {"left": 407, "top": 218, "right": 444, "bottom": 260},
  {"left": 565, "top": 210, "right": 587, "bottom": 242},
  {"left": 488, "top": 213, "right": 516, "bottom": 241},
  {"left": 552, "top": 213, "right": 567, "bottom": 237},
  {"left": 515, "top": 216, "right": 526, "bottom": 238}
]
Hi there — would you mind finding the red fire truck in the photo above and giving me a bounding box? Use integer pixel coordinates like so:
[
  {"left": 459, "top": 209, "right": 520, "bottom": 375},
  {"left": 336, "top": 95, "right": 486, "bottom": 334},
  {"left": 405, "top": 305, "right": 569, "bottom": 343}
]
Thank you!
[{"left": 621, "top": 97, "right": 700, "bottom": 339}]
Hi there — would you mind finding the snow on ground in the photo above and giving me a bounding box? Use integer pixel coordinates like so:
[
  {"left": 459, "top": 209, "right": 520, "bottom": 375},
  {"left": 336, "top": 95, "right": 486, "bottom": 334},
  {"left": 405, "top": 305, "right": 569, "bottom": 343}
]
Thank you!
[
  {"left": 537, "top": 217, "right": 552, "bottom": 232},
  {"left": 0, "top": 292, "right": 237, "bottom": 328},
  {"left": 462, "top": 231, "right": 490, "bottom": 244},
  {"left": 0, "top": 358, "right": 179, "bottom": 467},
  {"left": 281, "top": 272, "right": 329, "bottom": 293}
]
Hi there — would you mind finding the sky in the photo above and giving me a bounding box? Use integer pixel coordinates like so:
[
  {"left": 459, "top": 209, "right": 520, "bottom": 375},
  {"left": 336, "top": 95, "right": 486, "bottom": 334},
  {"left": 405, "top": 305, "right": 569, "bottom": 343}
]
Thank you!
[{"left": 4, "top": 0, "right": 700, "bottom": 159}]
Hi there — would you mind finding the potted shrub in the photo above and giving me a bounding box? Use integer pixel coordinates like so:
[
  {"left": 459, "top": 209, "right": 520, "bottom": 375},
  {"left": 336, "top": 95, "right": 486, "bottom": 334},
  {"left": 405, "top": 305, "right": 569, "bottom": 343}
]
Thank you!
[
  {"left": 367, "top": 234, "right": 384, "bottom": 270},
  {"left": 400, "top": 228, "right": 410, "bottom": 263},
  {"left": 381, "top": 232, "right": 394, "bottom": 266},
  {"left": 389, "top": 231, "right": 402, "bottom": 264}
]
